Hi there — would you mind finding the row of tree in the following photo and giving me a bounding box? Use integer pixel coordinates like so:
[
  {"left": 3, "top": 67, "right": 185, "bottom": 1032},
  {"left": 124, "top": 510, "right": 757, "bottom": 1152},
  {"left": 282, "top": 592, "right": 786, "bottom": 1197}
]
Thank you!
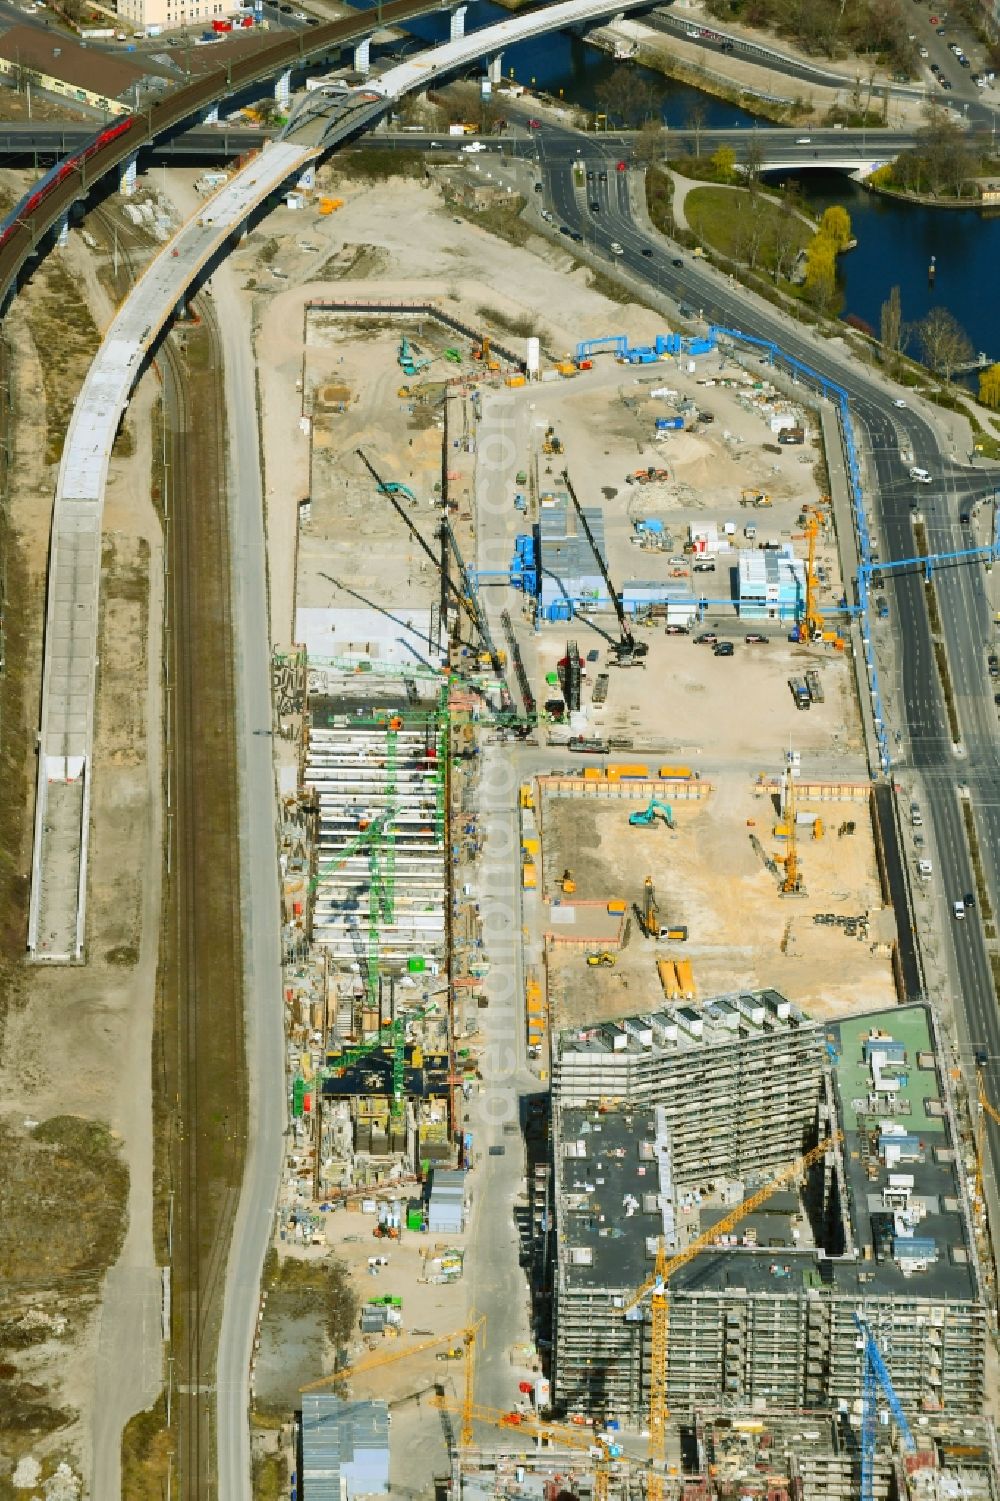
[
  {"left": 871, "top": 102, "right": 985, "bottom": 200},
  {"left": 703, "top": 0, "right": 917, "bottom": 71},
  {"left": 879, "top": 290, "right": 977, "bottom": 383}
]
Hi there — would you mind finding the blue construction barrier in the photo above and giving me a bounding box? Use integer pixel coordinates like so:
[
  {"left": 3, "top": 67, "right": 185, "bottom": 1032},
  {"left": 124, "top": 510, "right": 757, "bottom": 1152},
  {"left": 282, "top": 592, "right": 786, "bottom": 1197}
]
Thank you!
[{"left": 709, "top": 325, "right": 890, "bottom": 774}]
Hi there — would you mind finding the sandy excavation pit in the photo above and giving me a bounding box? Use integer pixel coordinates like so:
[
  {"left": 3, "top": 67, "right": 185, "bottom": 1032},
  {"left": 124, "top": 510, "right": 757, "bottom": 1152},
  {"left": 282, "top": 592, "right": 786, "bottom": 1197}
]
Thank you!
[{"left": 542, "top": 781, "right": 897, "bottom": 1030}]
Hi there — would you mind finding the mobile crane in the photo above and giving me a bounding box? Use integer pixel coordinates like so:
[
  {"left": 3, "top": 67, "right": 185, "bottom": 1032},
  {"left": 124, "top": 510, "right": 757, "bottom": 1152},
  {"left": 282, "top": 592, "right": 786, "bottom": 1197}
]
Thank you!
[
  {"left": 621, "top": 1134, "right": 842, "bottom": 1500},
  {"left": 778, "top": 762, "right": 804, "bottom": 896},
  {"left": 638, "top": 876, "right": 661, "bottom": 938},
  {"left": 791, "top": 512, "right": 843, "bottom": 647},
  {"left": 562, "top": 469, "right": 648, "bottom": 668}
]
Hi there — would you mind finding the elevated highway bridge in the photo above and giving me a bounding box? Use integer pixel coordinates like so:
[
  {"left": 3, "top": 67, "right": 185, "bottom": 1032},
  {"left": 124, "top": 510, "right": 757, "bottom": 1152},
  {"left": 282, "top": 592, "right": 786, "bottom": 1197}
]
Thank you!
[
  {"left": 0, "top": 117, "right": 923, "bottom": 171},
  {"left": 22, "top": 0, "right": 654, "bottom": 960}
]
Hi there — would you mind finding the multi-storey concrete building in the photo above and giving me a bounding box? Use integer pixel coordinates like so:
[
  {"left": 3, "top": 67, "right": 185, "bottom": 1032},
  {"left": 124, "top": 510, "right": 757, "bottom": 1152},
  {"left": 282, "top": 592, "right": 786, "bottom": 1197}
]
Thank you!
[
  {"left": 552, "top": 1000, "right": 986, "bottom": 1426},
  {"left": 553, "top": 988, "right": 824, "bottom": 1181}
]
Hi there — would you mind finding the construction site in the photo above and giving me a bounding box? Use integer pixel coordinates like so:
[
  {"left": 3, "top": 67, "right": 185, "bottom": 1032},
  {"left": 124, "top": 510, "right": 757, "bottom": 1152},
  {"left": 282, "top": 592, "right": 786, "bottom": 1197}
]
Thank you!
[{"left": 248, "top": 234, "right": 1000, "bottom": 1499}]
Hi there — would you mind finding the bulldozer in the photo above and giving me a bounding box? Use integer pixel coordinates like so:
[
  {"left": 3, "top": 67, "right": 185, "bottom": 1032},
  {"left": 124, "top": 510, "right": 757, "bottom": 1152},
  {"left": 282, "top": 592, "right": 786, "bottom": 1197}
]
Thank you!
[
  {"left": 561, "top": 868, "right": 577, "bottom": 895},
  {"left": 586, "top": 952, "right": 616, "bottom": 967}
]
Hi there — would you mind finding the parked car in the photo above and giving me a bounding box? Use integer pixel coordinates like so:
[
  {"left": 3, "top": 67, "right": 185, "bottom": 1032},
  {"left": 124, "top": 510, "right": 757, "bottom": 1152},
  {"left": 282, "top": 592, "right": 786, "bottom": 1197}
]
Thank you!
[
  {"left": 665, "top": 624, "right": 689, "bottom": 635},
  {"left": 694, "top": 631, "right": 718, "bottom": 644},
  {"left": 713, "top": 641, "right": 735, "bottom": 657},
  {"left": 744, "top": 632, "right": 768, "bottom": 644}
]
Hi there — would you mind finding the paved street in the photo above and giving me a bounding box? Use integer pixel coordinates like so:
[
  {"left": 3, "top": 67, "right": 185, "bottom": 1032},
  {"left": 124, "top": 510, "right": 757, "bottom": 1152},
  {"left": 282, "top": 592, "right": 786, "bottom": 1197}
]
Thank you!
[
  {"left": 213, "top": 260, "right": 287, "bottom": 1501},
  {"left": 528, "top": 119, "right": 1000, "bottom": 1219}
]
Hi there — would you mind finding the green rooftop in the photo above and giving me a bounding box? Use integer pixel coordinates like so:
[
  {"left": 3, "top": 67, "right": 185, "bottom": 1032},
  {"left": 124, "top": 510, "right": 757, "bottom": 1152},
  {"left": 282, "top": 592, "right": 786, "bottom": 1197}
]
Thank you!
[{"left": 828, "top": 1004, "right": 943, "bottom": 1139}]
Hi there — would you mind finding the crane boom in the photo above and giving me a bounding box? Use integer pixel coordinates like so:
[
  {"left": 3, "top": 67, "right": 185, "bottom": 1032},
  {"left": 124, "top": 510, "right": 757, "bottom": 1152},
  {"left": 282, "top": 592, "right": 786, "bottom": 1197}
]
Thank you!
[
  {"left": 622, "top": 1133, "right": 841, "bottom": 1314},
  {"left": 432, "top": 1397, "right": 629, "bottom": 1499},
  {"left": 562, "top": 469, "right": 647, "bottom": 664},
  {"left": 854, "top": 1313, "right": 915, "bottom": 1501},
  {"left": 623, "top": 1132, "right": 841, "bottom": 1501},
  {"left": 973, "top": 1068, "right": 1000, "bottom": 1217},
  {"left": 300, "top": 1316, "right": 484, "bottom": 1395}
]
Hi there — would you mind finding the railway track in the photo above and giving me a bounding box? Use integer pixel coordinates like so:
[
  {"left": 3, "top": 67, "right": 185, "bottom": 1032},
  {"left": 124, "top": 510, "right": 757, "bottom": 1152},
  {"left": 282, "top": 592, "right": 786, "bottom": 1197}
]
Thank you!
[{"left": 92, "top": 206, "right": 246, "bottom": 1498}]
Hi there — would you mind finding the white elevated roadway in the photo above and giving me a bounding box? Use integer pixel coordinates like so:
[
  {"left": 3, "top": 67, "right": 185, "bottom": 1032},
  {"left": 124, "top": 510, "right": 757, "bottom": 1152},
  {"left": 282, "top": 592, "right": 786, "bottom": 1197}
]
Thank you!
[
  {"left": 368, "top": 0, "right": 650, "bottom": 100},
  {"left": 26, "top": 137, "right": 319, "bottom": 962},
  {"left": 17, "top": 1, "right": 654, "bottom": 1495}
]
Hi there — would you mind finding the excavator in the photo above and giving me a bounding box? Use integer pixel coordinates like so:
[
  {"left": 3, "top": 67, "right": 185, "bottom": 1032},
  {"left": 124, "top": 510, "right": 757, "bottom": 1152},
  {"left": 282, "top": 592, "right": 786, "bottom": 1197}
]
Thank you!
[
  {"left": 563, "top": 469, "right": 648, "bottom": 668},
  {"left": 629, "top": 798, "right": 674, "bottom": 828}
]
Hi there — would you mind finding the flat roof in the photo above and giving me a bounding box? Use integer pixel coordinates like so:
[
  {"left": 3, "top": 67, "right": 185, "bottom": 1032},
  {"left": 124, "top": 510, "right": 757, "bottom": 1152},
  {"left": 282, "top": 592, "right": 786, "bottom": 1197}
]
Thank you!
[
  {"left": 556, "top": 1103, "right": 671, "bottom": 1292},
  {"left": 556, "top": 989, "right": 818, "bottom": 1061},
  {"left": 0, "top": 23, "right": 146, "bottom": 97},
  {"left": 539, "top": 492, "right": 608, "bottom": 592},
  {"left": 556, "top": 1001, "right": 980, "bottom": 1306}
]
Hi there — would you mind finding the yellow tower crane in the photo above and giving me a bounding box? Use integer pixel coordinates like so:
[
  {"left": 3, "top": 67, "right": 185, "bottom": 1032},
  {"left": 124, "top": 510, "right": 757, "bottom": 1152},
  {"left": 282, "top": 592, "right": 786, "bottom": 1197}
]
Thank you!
[
  {"left": 620, "top": 1134, "right": 842, "bottom": 1501},
  {"left": 299, "top": 1315, "right": 486, "bottom": 1441}
]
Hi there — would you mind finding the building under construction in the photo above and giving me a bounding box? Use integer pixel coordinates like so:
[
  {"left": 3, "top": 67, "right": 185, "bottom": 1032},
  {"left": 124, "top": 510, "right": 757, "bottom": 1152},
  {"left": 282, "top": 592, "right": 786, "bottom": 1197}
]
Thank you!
[
  {"left": 304, "top": 691, "right": 448, "bottom": 975},
  {"left": 551, "top": 1000, "right": 986, "bottom": 1427}
]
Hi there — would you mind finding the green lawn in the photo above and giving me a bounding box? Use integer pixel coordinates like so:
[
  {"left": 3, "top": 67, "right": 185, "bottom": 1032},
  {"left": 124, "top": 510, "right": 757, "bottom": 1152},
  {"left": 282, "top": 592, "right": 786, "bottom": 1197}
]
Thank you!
[{"left": 684, "top": 186, "right": 812, "bottom": 277}]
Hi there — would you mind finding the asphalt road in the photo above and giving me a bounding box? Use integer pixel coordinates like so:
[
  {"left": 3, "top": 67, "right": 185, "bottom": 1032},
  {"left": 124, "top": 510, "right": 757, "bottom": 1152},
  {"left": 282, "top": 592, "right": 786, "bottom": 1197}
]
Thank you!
[
  {"left": 530, "top": 119, "right": 1000, "bottom": 1200},
  {"left": 0, "top": 119, "right": 928, "bottom": 164},
  {"left": 212, "top": 261, "right": 286, "bottom": 1501}
]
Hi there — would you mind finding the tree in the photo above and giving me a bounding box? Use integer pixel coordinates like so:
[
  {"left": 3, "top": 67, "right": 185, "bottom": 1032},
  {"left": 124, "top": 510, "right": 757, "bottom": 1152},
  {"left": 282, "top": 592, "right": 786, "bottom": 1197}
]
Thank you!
[
  {"left": 819, "top": 203, "right": 852, "bottom": 252},
  {"left": 711, "top": 144, "right": 737, "bottom": 181},
  {"left": 769, "top": 189, "right": 804, "bottom": 284},
  {"left": 634, "top": 118, "right": 667, "bottom": 167},
  {"left": 743, "top": 136, "right": 765, "bottom": 199},
  {"left": 686, "top": 100, "right": 708, "bottom": 159},
  {"left": 880, "top": 285, "right": 905, "bottom": 374},
  {"left": 916, "top": 307, "right": 973, "bottom": 382},
  {"left": 596, "top": 66, "right": 658, "bottom": 128},
  {"left": 595, "top": 66, "right": 634, "bottom": 127},
  {"left": 978, "top": 363, "right": 1000, "bottom": 411},
  {"left": 803, "top": 233, "right": 838, "bottom": 314}
]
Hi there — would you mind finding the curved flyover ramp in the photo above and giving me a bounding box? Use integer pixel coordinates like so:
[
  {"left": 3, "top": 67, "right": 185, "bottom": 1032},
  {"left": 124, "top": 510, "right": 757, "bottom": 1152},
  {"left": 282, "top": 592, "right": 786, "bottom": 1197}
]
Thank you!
[{"left": 27, "top": 139, "right": 317, "bottom": 960}]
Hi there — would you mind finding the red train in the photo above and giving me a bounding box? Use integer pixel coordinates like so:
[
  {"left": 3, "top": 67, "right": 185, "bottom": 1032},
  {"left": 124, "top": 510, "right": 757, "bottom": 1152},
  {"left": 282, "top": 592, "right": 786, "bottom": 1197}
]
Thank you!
[{"left": 0, "top": 116, "right": 137, "bottom": 253}]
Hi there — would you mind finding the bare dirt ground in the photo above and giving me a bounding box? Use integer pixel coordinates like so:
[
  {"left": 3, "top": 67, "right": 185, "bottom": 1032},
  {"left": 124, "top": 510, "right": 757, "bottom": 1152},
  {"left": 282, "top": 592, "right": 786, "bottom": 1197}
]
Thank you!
[
  {"left": 240, "top": 169, "right": 680, "bottom": 644},
  {"left": 296, "top": 318, "right": 452, "bottom": 629},
  {"left": 0, "top": 216, "right": 163, "bottom": 1491},
  {"left": 254, "top": 1224, "right": 475, "bottom": 1497},
  {"left": 543, "top": 784, "right": 896, "bottom": 1029}
]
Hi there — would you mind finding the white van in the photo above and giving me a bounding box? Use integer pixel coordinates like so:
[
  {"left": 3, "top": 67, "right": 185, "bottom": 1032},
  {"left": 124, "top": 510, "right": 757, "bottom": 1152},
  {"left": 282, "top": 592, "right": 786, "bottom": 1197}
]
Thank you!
[{"left": 909, "top": 466, "right": 931, "bottom": 484}]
